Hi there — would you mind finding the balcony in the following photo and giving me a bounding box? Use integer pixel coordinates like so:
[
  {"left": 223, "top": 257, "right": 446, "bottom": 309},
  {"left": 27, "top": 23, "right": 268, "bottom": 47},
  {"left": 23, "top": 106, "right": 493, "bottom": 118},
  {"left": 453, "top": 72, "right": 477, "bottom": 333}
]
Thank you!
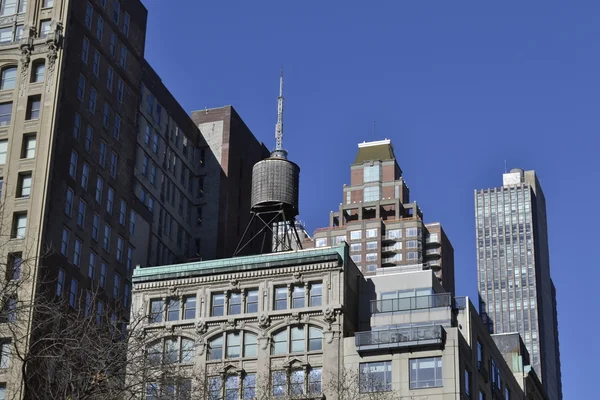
[
  {"left": 370, "top": 293, "right": 452, "bottom": 314},
  {"left": 355, "top": 325, "right": 445, "bottom": 353}
]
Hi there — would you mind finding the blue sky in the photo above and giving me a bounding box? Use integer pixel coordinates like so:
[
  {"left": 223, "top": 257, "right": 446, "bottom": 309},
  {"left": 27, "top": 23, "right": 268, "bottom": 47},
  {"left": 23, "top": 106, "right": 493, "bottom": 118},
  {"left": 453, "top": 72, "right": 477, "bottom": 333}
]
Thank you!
[{"left": 142, "top": 1, "right": 597, "bottom": 397}]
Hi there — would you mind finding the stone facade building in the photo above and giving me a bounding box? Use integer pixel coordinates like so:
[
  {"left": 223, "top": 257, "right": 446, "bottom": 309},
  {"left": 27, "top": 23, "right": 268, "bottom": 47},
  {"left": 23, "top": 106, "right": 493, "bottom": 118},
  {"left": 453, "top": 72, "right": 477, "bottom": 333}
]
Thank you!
[{"left": 130, "top": 245, "right": 548, "bottom": 400}]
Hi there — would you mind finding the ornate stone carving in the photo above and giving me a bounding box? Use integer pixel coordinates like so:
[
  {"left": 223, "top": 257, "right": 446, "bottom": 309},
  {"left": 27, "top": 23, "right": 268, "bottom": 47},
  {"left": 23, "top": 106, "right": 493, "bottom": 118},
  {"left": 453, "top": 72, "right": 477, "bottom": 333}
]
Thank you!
[
  {"left": 323, "top": 306, "right": 337, "bottom": 329},
  {"left": 221, "top": 318, "right": 236, "bottom": 331},
  {"left": 258, "top": 313, "right": 270, "bottom": 329},
  {"left": 164, "top": 324, "right": 175, "bottom": 334},
  {"left": 195, "top": 320, "right": 208, "bottom": 335},
  {"left": 229, "top": 278, "right": 240, "bottom": 290},
  {"left": 292, "top": 272, "right": 303, "bottom": 284},
  {"left": 197, "top": 342, "right": 207, "bottom": 355}
]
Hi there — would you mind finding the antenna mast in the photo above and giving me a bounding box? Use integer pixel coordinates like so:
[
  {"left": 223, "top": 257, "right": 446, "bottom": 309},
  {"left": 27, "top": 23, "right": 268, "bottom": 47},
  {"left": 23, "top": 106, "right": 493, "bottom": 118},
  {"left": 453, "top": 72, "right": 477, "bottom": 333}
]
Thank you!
[{"left": 275, "top": 67, "right": 284, "bottom": 151}]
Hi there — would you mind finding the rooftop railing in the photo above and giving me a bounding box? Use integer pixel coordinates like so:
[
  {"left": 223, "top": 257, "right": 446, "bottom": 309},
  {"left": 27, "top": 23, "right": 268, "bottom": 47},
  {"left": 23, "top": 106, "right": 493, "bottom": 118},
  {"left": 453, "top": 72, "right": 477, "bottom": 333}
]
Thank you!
[
  {"left": 355, "top": 325, "right": 445, "bottom": 352},
  {"left": 370, "top": 293, "right": 452, "bottom": 314}
]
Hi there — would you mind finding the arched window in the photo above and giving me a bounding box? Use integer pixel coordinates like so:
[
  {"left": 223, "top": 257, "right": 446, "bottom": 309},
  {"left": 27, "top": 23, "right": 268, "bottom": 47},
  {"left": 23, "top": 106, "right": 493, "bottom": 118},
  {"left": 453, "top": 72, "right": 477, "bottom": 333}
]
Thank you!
[
  {"left": 0, "top": 66, "right": 17, "bottom": 90},
  {"left": 31, "top": 61, "right": 45, "bottom": 83},
  {"left": 208, "top": 331, "right": 258, "bottom": 361},
  {"left": 146, "top": 336, "right": 195, "bottom": 366},
  {"left": 271, "top": 326, "right": 323, "bottom": 355}
]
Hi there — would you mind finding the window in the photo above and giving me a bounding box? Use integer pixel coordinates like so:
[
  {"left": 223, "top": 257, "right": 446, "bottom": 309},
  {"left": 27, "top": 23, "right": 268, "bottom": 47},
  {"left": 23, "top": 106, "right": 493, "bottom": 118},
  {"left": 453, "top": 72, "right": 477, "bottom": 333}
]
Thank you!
[
  {"left": 40, "top": 19, "right": 51, "bottom": 37},
  {"left": 88, "top": 251, "right": 96, "bottom": 279},
  {"left": 60, "top": 228, "right": 69, "bottom": 255},
  {"left": 0, "top": 66, "right": 16, "bottom": 90},
  {"left": 75, "top": 200, "right": 86, "bottom": 227},
  {"left": 366, "top": 241, "right": 378, "bottom": 250},
  {"left": 17, "top": 173, "right": 32, "bottom": 198},
  {"left": 99, "top": 141, "right": 106, "bottom": 167},
  {"left": 310, "top": 283, "right": 322, "bottom": 306},
  {"left": 42, "top": 0, "right": 53, "bottom": 7},
  {"left": 272, "top": 371, "right": 286, "bottom": 398},
  {"left": 12, "top": 213, "right": 26, "bottom": 239},
  {"left": 113, "top": 114, "right": 121, "bottom": 139},
  {"left": 211, "top": 293, "right": 224, "bottom": 316},
  {"left": 84, "top": 126, "right": 93, "bottom": 152},
  {"left": 117, "top": 78, "right": 124, "bottom": 103},
  {"left": 407, "top": 251, "right": 420, "bottom": 261},
  {"left": 366, "top": 228, "right": 378, "bottom": 238},
  {"left": 477, "top": 340, "right": 483, "bottom": 369},
  {"left": 363, "top": 186, "right": 380, "bottom": 202},
  {"left": 129, "top": 210, "right": 136, "bottom": 234},
  {"left": 350, "top": 230, "right": 362, "bottom": 240},
  {"left": 105, "top": 66, "right": 114, "bottom": 92},
  {"left": 0, "top": 27, "right": 11, "bottom": 43},
  {"left": 96, "top": 300, "right": 103, "bottom": 324},
  {"left": 364, "top": 164, "right": 380, "bottom": 182},
  {"left": 81, "top": 37, "right": 90, "bottom": 64},
  {"left": 350, "top": 243, "right": 362, "bottom": 252},
  {"left": 84, "top": 2, "right": 93, "bottom": 28},
  {"left": 95, "top": 15, "right": 104, "bottom": 40},
  {"left": 152, "top": 132, "right": 159, "bottom": 153},
  {"left": 149, "top": 164, "right": 156, "bottom": 185},
  {"left": 505, "top": 387, "right": 510, "bottom": 400},
  {"left": 0, "top": 342, "right": 11, "bottom": 369},
  {"left": 243, "top": 374, "right": 256, "bottom": 399},
  {"left": 119, "top": 200, "right": 126, "bottom": 225},
  {"left": 99, "top": 262, "right": 107, "bottom": 287},
  {"left": 119, "top": 46, "right": 127, "bottom": 68},
  {"left": 63, "top": 188, "right": 75, "bottom": 216},
  {"left": 113, "top": 274, "right": 120, "bottom": 298},
  {"left": 274, "top": 287, "right": 287, "bottom": 310},
  {"left": 0, "top": 140, "right": 6, "bottom": 163},
  {"left": 126, "top": 246, "right": 133, "bottom": 271},
  {"left": 69, "top": 279, "right": 78, "bottom": 308},
  {"left": 166, "top": 298, "right": 179, "bottom": 321},
  {"left": 360, "top": 361, "right": 392, "bottom": 392},
  {"left": 103, "top": 224, "right": 111, "bottom": 250},
  {"left": 73, "top": 113, "right": 82, "bottom": 140},
  {"left": 292, "top": 286, "right": 305, "bottom": 308},
  {"left": 109, "top": 33, "right": 116, "bottom": 56},
  {"left": 31, "top": 61, "right": 45, "bottom": 83},
  {"left": 92, "top": 214, "right": 99, "bottom": 240},
  {"left": 92, "top": 49, "right": 100, "bottom": 76},
  {"left": 21, "top": 134, "right": 36, "bottom": 159},
  {"left": 229, "top": 293, "right": 242, "bottom": 315},
  {"left": 406, "top": 227, "right": 419, "bottom": 237},
  {"left": 246, "top": 290, "right": 258, "bottom": 313},
  {"left": 109, "top": 151, "right": 117, "bottom": 177},
  {"left": 150, "top": 299, "right": 163, "bottom": 323},
  {"left": 112, "top": 0, "right": 120, "bottom": 23},
  {"left": 6, "top": 252, "right": 22, "bottom": 281},
  {"left": 315, "top": 238, "right": 327, "bottom": 248},
  {"left": 479, "top": 391, "right": 485, "bottom": 400},
  {"left": 0, "top": 102, "right": 11, "bottom": 128},
  {"left": 116, "top": 235, "right": 123, "bottom": 262},
  {"left": 0, "top": 0, "right": 17, "bottom": 16},
  {"left": 26, "top": 95, "right": 40, "bottom": 120},
  {"left": 102, "top": 102, "right": 110, "bottom": 128},
  {"left": 366, "top": 253, "right": 377, "bottom": 261},
  {"left": 272, "top": 326, "right": 322, "bottom": 355},
  {"left": 56, "top": 268, "right": 65, "bottom": 297},
  {"left": 106, "top": 186, "right": 114, "bottom": 213},
  {"left": 77, "top": 74, "right": 85, "bottom": 101},
  {"left": 95, "top": 176, "right": 103, "bottom": 203},
  {"left": 410, "top": 357, "right": 443, "bottom": 389},
  {"left": 183, "top": 296, "right": 196, "bottom": 319},
  {"left": 81, "top": 163, "right": 89, "bottom": 189},
  {"left": 88, "top": 87, "right": 96, "bottom": 114},
  {"left": 123, "top": 12, "right": 130, "bottom": 36},
  {"left": 465, "top": 369, "right": 471, "bottom": 397}
]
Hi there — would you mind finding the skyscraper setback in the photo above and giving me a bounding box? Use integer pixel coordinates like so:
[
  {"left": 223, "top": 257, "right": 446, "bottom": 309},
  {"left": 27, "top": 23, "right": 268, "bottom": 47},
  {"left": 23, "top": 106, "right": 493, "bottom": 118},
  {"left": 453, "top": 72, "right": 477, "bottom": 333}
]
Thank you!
[{"left": 475, "top": 168, "right": 562, "bottom": 400}]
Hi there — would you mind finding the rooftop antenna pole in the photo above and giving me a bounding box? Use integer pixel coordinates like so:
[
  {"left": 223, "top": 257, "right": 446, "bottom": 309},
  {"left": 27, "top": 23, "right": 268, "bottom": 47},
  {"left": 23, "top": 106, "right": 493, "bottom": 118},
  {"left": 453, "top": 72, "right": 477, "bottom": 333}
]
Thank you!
[
  {"left": 275, "top": 66, "right": 284, "bottom": 151},
  {"left": 504, "top": 160, "right": 507, "bottom": 173},
  {"left": 373, "top": 120, "right": 376, "bottom": 139}
]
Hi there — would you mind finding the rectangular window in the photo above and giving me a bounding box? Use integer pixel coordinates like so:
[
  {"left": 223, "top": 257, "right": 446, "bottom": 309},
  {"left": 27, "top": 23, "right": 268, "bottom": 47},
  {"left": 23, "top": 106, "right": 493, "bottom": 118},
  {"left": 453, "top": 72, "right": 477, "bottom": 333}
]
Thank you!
[
  {"left": 292, "top": 286, "right": 305, "bottom": 308},
  {"left": 84, "top": 2, "right": 93, "bottom": 28},
  {"left": 109, "top": 33, "right": 116, "bottom": 57},
  {"left": 85, "top": 126, "right": 93, "bottom": 153},
  {"left": 272, "top": 371, "right": 286, "bottom": 398},
  {"left": 0, "top": 0, "right": 17, "bottom": 16},
  {"left": 167, "top": 298, "right": 179, "bottom": 321},
  {"left": 406, "top": 227, "right": 419, "bottom": 237},
  {"left": 109, "top": 151, "right": 118, "bottom": 177},
  {"left": 119, "top": 199, "right": 126, "bottom": 225},
  {"left": 465, "top": 369, "right": 471, "bottom": 397},
  {"left": 126, "top": 246, "right": 133, "bottom": 271},
  {"left": 92, "top": 49, "right": 100, "bottom": 77},
  {"left": 410, "top": 357, "right": 443, "bottom": 389},
  {"left": 0, "top": 140, "right": 6, "bottom": 164},
  {"left": 183, "top": 296, "right": 196, "bottom": 319},
  {"left": 95, "top": 176, "right": 103, "bottom": 203},
  {"left": 17, "top": 173, "right": 32, "bottom": 198},
  {"left": 69, "top": 279, "right": 78, "bottom": 308},
  {"left": 92, "top": 214, "right": 99, "bottom": 240},
  {"left": 124, "top": 284, "right": 131, "bottom": 308},
  {"left": 32, "top": 61, "right": 45, "bottom": 82},
  {"left": 211, "top": 293, "right": 224, "bottom": 316},
  {"left": 88, "top": 251, "right": 96, "bottom": 279},
  {"left": 113, "top": 274, "right": 120, "bottom": 298},
  {"left": 366, "top": 228, "right": 378, "bottom": 238},
  {"left": 129, "top": 210, "right": 136, "bottom": 234},
  {"left": 102, "top": 102, "right": 110, "bottom": 128},
  {"left": 350, "top": 243, "right": 362, "bottom": 252},
  {"left": 112, "top": 0, "right": 120, "bottom": 23},
  {"left": 477, "top": 340, "right": 483, "bottom": 369},
  {"left": 73, "top": 113, "right": 81, "bottom": 140},
  {"left": 7, "top": 252, "right": 22, "bottom": 281},
  {"left": 360, "top": 361, "right": 392, "bottom": 392},
  {"left": 479, "top": 391, "right": 485, "bottom": 400},
  {"left": 246, "top": 290, "right": 258, "bottom": 313},
  {"left": 106, "top": 66, "right": 113, "bottom": 92},
  {"left": 76, "top": 199, "right": 86, "bottom": 227},
  {"left": 117, "top": 78, "right": 124, "bottom": 103},
  {"left": 60, "top": 228, "right": 69, "bottom": 256},
  {"left": 96, "top": 16, "right": 103, "bottom": 40},
  {"left": 0, "top": 102, "right": 11, "bottom": 126},
  {"left": 103, "top": 224, "right": 111, "bottom": 250},
  {"left": 99, "top": 262, "right": 107, "bottom": 287},
  {"left": 116, "top": 236, "right": 123, "bottom": 262},
  {"left": 12, "top": 213, "right": 27, "bottom": 239},
  {"left": 0, "top": 27, "right": 11, "bottom": 43},
  {"left": 152, "top": 133, "right": 159, "bottom": 153},
  {"left": 366, "top": 253, "right": 377, "bottom": 261},
  {"left": 149, "top": 164, "right": 156, "bottom": 185},
  {"left": 99, "top": 141, "right": 106, "bottom": 167},
  {"left": 275, "top": 287, "right": 287, "bottom": 310},
  {"left": 56, "top": 268, "right": 65, "bottom": 297},
  {"left": 40, "top": 19, "right": 51, "bottom": 37},
  {"left": 366, "top": 241, "right": 378, "bottom": 250},
  {"left": 363, "top": 186, "right": 380, "bottom": 202},
  {"left": 107, "top": 187, "right": 115, "bottom": 213},
  {"left": 350, "top": 230, "right": 362, "bottom": 240},
  {"left": 363, "top": 165, "right": 380, "bottom": 182},
  {"left": 26, "top": 95, "right": 41, "bottom": 120},
  {"left": 81, "top": 162, "right": 89, "bottom": 189},
  {"left": 42, "top": 0, "right": 54, "bottom": 8},
  {"left": 243, "top": 374, "right": 256, "bottom": 399},
  {"left": 119, "top": 46, "right": 127, "bottom": 68},
  {"left": 81, "top": 37, "right": 89, "bottom": 64},
  {"left": 229, "top": 293, "right": 242, "bottom": 315},
  {"left": 77, "top": 74, "right": 85, "bottom": 101},
  {"left": 69, "top": 150, "right": 78, "bottom": 178},
  {"left": 310, "top": 283, "right": 322, "bottom": 307},
  {"left": 123, "top": 12, "right": 130, "bottom": 36},
  {"left": 21, "top": 134, "right": 35, "bottom": 159},
  {"left": 113, "top": 114, "right": 121, "bottom": 139},
  {"left": 315, "top": 238, "right": 327, "bottom": 248},
  {"left": 88, "top": 87, "right": 96, "bottom": 114}
]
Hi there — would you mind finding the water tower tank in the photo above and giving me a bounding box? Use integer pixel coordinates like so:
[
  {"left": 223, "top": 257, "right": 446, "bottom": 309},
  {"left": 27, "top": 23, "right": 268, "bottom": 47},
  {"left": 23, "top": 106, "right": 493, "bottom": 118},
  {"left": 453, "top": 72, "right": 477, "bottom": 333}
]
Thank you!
[{"left": 251, "top": 153, "right": 300, "bottom": 218}]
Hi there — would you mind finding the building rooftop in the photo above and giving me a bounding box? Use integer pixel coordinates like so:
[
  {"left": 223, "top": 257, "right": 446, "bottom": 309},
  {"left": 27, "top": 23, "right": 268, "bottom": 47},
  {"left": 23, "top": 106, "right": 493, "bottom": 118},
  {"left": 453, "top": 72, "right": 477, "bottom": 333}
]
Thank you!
[
  {"left": 354, "top": 139, "right": 396, "bottom": 164},
  {"left": 132, "top": 245, "right": 351, "bottom": 283}
]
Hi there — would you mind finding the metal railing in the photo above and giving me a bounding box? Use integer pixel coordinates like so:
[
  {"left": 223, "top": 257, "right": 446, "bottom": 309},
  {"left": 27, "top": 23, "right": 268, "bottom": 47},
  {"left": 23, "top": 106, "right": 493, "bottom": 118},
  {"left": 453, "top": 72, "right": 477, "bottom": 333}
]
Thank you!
[
  {"left": 355, "top": 325, "right": 445, "bottom": 350},
  {"left": 370, "top": 293, "right": 452, "bottom": 314}
]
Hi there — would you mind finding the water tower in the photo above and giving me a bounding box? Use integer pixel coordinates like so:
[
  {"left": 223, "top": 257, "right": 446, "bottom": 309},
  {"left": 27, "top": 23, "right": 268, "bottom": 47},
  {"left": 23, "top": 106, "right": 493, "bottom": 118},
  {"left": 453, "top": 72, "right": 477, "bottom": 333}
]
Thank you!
[{"left": 234, "top": 71, "right": 303, "bottom": 255}]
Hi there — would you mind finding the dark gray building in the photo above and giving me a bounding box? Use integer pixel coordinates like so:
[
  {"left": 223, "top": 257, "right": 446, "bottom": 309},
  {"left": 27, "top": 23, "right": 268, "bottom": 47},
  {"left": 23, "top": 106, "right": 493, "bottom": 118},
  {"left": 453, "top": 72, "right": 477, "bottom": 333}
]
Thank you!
[{"left": 475, "top": 168, "right": 562, "bottom": 400}]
